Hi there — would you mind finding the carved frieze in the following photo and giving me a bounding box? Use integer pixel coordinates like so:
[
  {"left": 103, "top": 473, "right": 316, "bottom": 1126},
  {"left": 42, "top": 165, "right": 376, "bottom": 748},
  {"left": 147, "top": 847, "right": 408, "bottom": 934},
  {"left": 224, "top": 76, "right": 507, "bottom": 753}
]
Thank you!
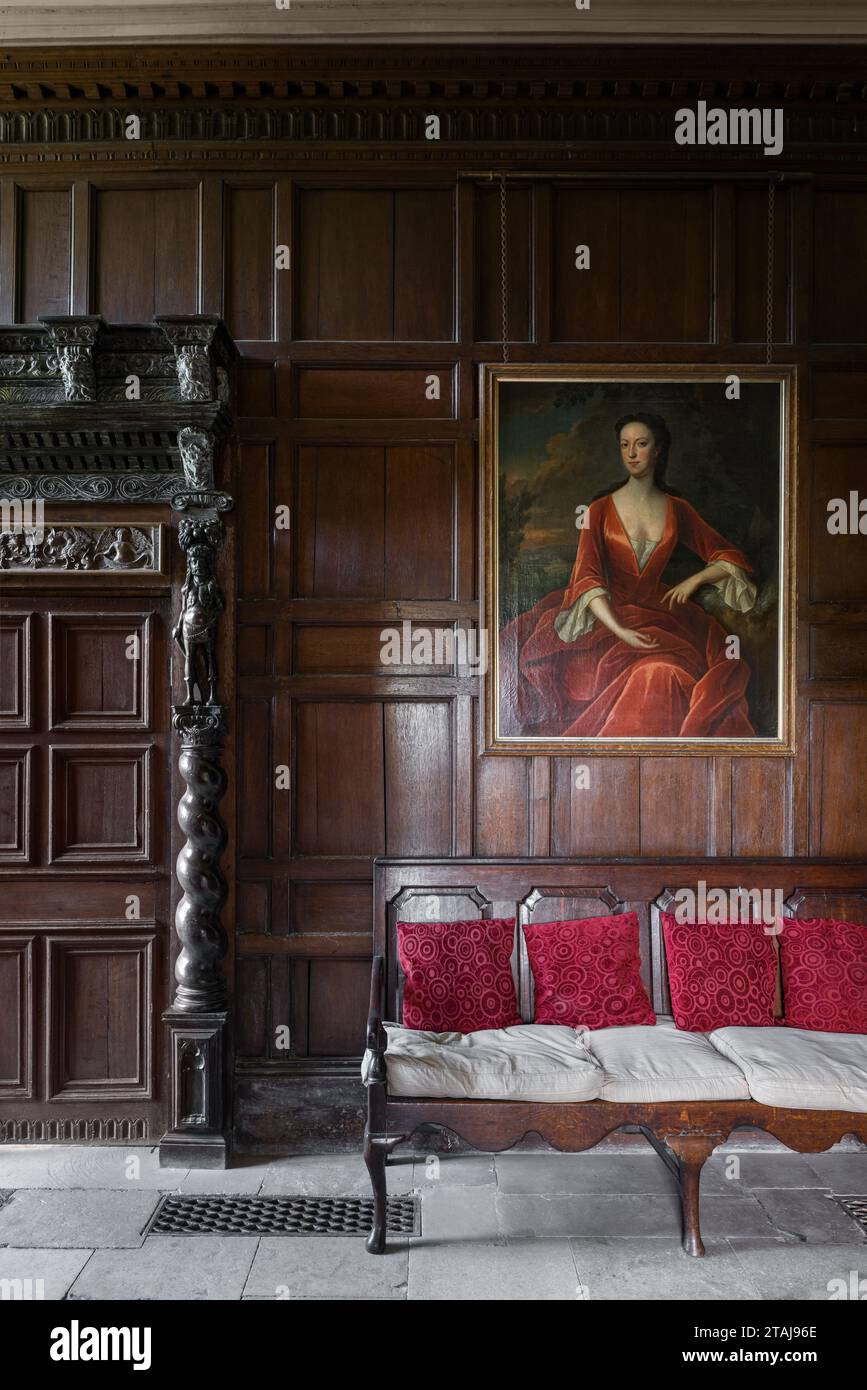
[
  {"left": 0, "top": 472, "right": 182, "bottom": 504},
  {"left": 0, "top": 523, "right": 161, "bottom": 573}
]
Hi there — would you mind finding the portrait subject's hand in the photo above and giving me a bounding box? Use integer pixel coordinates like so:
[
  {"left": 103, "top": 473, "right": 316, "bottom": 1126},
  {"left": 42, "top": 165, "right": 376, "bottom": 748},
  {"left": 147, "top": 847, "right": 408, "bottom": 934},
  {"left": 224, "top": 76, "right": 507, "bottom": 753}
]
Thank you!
[
  {"left": 616, "top": 626, "right": 659, "bottom": 650},
  {"left": 661, "top": 576, "right": 700, "bottom": 608}
]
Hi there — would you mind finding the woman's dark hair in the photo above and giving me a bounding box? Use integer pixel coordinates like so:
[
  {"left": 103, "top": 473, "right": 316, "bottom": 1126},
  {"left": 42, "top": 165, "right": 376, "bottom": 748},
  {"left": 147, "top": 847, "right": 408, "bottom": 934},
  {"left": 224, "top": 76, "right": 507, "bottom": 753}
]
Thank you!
[{"left": 592, "top": 411, "right": 679, "bottom": 498}]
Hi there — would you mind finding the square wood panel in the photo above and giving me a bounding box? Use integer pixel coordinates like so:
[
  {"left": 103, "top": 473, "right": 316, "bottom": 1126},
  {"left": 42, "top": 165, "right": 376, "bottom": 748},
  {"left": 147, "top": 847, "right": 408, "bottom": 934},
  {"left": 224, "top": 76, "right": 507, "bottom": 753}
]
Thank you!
[
  {"left": 0, "top": 613, "right": 32, "bottom": 728},
  {"left": 49, "top": 745, "right": 153, "bottom": 864},
  {"left": 45, "top": 933, "right": 153, "bottom": 1098},
  {"left": 0, "top": 747, "right": 32, "bottom": 863},
  {"left": 0, "top": 935, "right": 34, "bottom": 1095},
  {"left": 49, "top": 613, "right": 152, "bottom": 729}
]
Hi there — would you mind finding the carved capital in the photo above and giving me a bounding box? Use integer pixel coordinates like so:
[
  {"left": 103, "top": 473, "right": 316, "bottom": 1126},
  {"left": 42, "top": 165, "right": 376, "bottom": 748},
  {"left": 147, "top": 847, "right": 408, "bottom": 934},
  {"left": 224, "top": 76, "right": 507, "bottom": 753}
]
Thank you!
[
  {"left": 41, "top": 316, "right": 103, "bottom": 402},
  {"left": 155, "top": 315, "right": 237, "bottom": 405},
  {"left": 172, "top": 702, "right": 227, "bottom": 747},
  {"left": 177, "top": 425, "right": 215, "bottom": 488}
]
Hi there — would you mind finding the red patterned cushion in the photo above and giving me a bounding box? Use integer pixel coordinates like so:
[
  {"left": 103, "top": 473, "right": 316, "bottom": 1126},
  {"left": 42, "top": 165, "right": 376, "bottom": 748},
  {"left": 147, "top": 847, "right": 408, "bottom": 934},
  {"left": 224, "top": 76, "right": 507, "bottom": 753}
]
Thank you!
[
  {"left": 523, "top": 913, "right": 655, "bottom": 1029},
  {"left": 661, "top": 913, "right": 777, "bottom": 1031},
  {"left": 779, "top": 917, "right": 867, "bottom": 1034},
  {"left": 396, "top": 918, "right": 521, "bottom": 1032}
]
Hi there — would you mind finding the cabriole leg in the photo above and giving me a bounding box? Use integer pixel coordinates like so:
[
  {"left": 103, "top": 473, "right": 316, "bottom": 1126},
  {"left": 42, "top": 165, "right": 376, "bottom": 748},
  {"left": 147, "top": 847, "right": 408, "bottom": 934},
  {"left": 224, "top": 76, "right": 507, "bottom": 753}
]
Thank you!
[
  {"left": 363, "top": 1130, "right": 403, "bottom": 1254},
  {"left": 664, "top": 1133, "right": 719, "bottom": 1257}
]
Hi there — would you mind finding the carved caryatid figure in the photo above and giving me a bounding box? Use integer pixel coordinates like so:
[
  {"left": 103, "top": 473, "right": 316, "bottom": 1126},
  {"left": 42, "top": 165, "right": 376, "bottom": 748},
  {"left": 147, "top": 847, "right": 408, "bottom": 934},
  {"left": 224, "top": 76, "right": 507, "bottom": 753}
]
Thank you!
[
  {"left": 176, "top": 345, "right": 213, "bottom": 402},
  {"left": 173, "top": 518, "right": 225, "bottom": 705}
]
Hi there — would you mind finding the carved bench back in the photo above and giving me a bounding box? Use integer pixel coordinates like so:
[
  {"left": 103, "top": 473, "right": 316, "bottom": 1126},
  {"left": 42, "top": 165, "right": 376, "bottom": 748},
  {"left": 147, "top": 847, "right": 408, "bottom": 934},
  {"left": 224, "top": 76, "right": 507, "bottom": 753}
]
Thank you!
[{"left": 373, "top": 857, "right": 867, "bottom": 1026}]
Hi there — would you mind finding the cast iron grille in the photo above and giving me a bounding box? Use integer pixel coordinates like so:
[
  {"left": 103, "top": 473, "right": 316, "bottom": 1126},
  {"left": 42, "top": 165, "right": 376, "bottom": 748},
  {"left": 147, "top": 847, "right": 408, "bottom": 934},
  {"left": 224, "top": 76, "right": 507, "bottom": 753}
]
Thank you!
[
  {"left": 145, "top": 1193, "right": 418, "bottom": 1237},
  {"left": 832, "top": 1196, "right": 867, "bottom": 1236}
]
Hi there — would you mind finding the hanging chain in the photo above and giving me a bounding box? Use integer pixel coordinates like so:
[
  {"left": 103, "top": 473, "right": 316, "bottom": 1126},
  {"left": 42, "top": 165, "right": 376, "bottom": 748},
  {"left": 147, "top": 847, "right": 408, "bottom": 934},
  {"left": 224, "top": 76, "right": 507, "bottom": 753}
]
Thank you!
[
  {"left": 499, "top": 173, "right": 509, "bottom": 364},
  {"left": 765, "top": 177, "right": 776, "bottom": 365}
]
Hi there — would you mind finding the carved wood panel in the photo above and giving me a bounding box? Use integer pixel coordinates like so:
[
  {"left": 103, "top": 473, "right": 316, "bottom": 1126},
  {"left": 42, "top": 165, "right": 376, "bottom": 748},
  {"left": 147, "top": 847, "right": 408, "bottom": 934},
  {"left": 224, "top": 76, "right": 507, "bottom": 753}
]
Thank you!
[{"left": 0, "top": 578, "right": 172, "bottom": 1140}]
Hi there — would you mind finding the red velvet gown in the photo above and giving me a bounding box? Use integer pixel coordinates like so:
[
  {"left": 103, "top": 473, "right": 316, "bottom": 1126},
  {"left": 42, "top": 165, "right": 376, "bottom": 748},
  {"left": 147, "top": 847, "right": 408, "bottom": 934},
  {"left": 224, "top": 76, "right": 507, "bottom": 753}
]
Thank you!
[{"left": 500, "top": 493, "right": 756, "bottom": 738}]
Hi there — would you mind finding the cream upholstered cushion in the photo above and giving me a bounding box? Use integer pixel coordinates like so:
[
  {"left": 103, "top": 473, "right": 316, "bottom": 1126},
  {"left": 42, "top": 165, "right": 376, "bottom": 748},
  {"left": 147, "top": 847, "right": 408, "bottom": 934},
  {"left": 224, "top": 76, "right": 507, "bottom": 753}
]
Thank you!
[
  {"left": 708, "top": 1026, "right": 867, "bottom": 1112},
  {"left": 585, "top": 1019, "right": 751, "bottom": 1102},
  {"left": 363, "top": 1023, "right": 602, "bottom": 1102}
]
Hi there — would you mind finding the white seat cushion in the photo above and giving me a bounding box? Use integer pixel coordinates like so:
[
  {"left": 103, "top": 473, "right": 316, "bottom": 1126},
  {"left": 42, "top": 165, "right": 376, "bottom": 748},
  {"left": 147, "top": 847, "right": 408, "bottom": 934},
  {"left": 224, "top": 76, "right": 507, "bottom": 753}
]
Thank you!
[
  {"left": 586, "top": 1018, "right": 751, "bottom": 1102},
  {"left": 365, "top": 1023, "right": 602, "bottom": 1102},
  {"left": 708, "top": 1026, "right": 867, "bottom": 1112}
]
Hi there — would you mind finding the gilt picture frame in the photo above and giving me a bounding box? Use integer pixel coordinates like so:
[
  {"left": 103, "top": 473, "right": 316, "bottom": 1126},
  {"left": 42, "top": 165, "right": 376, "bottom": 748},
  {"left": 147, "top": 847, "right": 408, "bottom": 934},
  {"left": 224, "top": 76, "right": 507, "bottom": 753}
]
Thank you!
[{"left": 480, "top": 363, "right": 796, "bottom": 756}]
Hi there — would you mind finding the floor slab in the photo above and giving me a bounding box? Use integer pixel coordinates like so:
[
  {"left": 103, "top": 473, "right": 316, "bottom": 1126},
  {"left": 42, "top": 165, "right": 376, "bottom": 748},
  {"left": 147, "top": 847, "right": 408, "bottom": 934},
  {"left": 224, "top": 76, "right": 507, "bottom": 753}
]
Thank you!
[
  {"left": 728, "top": 1238, "right": 867, "bottom": 1300},
  {"left": 0, "top": 1146, "right": 183, "bottom": 1191},
  {"left": 245, "top": 1235, "right": 408, "bottom": 1300},
  {"left": 67, "top": 1237, "right": 259, "bottom": 1301},
  {"left": 0, "top": 1247, "right": 93, "bottom": 1300},
  {"left": 0, "top": 1189, "right": 160, "bottom": 1249},
  {"left": 417, "top": 1185, "right": 499, "bottom": 1241},
  {"left": 257, "top": 1153, "right": 415, "bottom": 1197},
  {"left": 570, "top": 1237, "right": 764, "bottom": 1300},
  {"left": 495, "top": 1190, "right": 778, "bottom": 1242},
  {"left": 746, "top": 1187, "right": 867, "bottom": 1245},
  {"left": 408, "top": 1238, "right": 582, "bottom": 1300},
  {"left": 802, "top": 1152, "right": 867, "bottom": 1192}
]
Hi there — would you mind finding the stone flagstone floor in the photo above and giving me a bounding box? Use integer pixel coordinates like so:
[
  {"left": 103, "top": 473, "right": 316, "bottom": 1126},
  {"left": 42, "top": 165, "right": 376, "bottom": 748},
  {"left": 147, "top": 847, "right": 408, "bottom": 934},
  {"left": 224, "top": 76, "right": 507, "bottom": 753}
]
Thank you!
[{"left": 0, "top": 1143, "right": 865, "bottom": 1300}]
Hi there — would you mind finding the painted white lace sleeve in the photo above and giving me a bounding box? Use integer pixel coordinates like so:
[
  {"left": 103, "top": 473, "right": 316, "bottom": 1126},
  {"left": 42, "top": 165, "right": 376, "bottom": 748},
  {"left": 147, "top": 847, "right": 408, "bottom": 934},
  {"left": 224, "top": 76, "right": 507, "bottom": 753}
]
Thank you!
[
  {"left": 553, "top": 586, "right": 607, "bottom": 642},
  {"left": 711, "top": 560, "right": 757, "bottom": 613}
]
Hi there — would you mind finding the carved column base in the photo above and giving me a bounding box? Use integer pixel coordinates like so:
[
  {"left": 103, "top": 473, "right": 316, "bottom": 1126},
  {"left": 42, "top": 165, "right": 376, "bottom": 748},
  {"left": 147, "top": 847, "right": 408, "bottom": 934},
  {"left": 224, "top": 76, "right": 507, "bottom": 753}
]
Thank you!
[{"left": 159, "top": 1009, "right": 230, "bottom": 1169}]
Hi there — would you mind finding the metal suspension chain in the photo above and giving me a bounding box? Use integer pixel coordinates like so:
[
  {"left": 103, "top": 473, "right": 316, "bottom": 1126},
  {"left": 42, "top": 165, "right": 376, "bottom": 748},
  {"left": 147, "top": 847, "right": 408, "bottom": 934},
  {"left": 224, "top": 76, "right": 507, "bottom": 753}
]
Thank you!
[
  {"left": 766, "top": 178, "right": 776, "bottom": 365},
  {"left": 500, "top": 172, "right": 509, "bottom": 364}
]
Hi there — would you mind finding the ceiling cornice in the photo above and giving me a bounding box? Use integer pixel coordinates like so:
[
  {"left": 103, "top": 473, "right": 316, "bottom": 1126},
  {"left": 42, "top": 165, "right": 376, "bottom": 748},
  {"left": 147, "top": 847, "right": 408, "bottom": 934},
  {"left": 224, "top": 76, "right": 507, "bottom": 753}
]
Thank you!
[
  {"left": 3, "top": 43, "right": 867, "bottom": 93},
  {"left": 1, "top": 2, "right": 867, "bottom": 46}
]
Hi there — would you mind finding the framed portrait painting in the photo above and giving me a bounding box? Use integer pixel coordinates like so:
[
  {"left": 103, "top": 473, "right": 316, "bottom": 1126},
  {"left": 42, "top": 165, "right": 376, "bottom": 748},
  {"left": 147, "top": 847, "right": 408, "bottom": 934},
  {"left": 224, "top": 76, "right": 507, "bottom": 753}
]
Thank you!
[{"left": 481, "top": 364, "right": 796, "bottom": 756}]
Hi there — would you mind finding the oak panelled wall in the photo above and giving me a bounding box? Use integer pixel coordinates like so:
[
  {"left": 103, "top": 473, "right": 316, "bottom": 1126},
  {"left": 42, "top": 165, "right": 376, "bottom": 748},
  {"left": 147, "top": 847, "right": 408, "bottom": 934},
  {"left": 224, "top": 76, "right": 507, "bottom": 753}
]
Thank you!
[{"left": 2, "top": 46, "right": 867, "bottom": 1147}]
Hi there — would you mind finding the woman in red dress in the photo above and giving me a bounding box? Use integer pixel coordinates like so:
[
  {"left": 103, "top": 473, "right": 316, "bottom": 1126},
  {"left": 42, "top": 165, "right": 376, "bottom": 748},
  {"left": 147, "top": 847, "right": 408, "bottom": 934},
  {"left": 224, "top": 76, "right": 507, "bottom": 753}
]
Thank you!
[{"left": 500, "top": 412, "right": 758, "bottom": 738}]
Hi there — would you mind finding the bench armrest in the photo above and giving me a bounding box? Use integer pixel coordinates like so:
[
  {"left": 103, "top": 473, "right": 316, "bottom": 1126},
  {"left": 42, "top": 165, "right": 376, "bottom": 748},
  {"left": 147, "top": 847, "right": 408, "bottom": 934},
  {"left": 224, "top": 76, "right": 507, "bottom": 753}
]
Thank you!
[{"left": 364, "top": 953, "right": 387, "bottom": 1087}]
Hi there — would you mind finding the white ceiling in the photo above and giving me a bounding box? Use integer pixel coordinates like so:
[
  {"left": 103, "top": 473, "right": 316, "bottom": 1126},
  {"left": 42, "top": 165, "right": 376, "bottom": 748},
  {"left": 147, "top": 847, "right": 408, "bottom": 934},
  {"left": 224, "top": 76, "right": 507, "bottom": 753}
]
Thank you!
[{"left": 0, "top": 0, "right": 865, "bottom": 46}]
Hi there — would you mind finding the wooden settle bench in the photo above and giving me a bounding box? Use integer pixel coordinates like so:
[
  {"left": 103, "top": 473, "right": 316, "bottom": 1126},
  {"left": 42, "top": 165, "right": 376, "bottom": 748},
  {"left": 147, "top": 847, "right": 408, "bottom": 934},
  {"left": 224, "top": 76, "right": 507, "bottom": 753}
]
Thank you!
[{"left": 363, "top": 857, "right": 867, "bottom": 1255}]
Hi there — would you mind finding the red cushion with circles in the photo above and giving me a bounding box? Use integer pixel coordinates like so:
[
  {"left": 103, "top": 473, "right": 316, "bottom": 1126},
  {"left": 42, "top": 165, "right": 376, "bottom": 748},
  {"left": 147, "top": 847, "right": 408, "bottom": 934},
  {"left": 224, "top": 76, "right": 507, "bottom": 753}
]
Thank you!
[
  {"left": 523, "top": 913, "right": 655, "bottom": 1029},
  {"left": 779, "top": 916, "right": 867, "bottom": 1034},
  {"left": 661, "top": 913, "right": 777, "bottom": 1032},
  {"left": 396, "top": 918, "right": 521, "bottom": 1033}
]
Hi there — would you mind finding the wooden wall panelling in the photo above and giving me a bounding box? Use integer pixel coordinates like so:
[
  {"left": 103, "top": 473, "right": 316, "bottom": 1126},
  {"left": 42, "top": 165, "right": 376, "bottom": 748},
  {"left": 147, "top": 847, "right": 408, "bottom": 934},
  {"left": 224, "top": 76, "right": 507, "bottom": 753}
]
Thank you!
[
  {"left": 732, "top": 182, "right": 791, "bottom": 344},
  {"left": 809, "top": 703, "right": 867, "bottom": 855},
  {"left": 45, "top": 933, "right": 154, "bottom": 1099},
  {"left": 384, "top": 701, "right": 453, "bottom": 855},
  {"left": 812, "top": 187, "right": 867, "bottom": 343},
  {"left": 17, "top": 185, "right": 72, "bottom": 323},
  {"left": 475, "top": 180, "right": 531, "bottom": 344},
  {"left": 1, "top": 564, "right": 172, "bottom": 1141},
  {"left": 0, "top": 176, "right": 16, "bottom": 321},
  {"left": 0, "top": 613, "right": 32, "bottom": 729},
  {"left": 48, "top": 745, "right": 154, "bottom": 865},
  {"left": 48, "top": 612, "right": 152, "bottom": 730},
  {"left": 550, "top": 756, "right": 641, "bottom": 856},
  {"left": 7, "top": 46, "right": 867, "bottom": 1151},
  {"left": 638, "top": 758, "right": 713, "bottom": 855},
  {"left": 0, "top": 936, "right": 33, "bottom": 1096},
  {"left": 0, "top": 747, "right": 32, "bottom": 863},
  {"left": 92, "top": 182, "right": 199, "bottom": 319},
  {"left": 70, "top": 179, "right": 91, "bottom": 315},
  {"left": 224, "top": 183, "right": 276, "bottom": 342},
  {"left": 551, "top": 185, "right": 713, "bottom": 342},
  {"left": 199, "top": 174, "right": 224, "bottom": 315},
  {"left": 296, "top": 186, "right": 455, "bottom": 341},
  {"left": 808, "top": 443, "right": 867, "bottom": 604},
  {"left": 294, "top": 702, "right": 385, "bottom": 857}
]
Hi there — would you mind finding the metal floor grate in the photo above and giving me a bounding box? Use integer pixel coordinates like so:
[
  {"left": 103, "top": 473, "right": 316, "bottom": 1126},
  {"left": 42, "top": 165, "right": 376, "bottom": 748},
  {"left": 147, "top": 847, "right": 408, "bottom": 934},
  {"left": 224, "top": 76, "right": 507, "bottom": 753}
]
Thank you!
[
  {"left": 145, "top": 1193, "right": 419, "bottom": 1237},
  {"left": 833, "top": 1196, "right": 867, "bottom": 1236}
]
